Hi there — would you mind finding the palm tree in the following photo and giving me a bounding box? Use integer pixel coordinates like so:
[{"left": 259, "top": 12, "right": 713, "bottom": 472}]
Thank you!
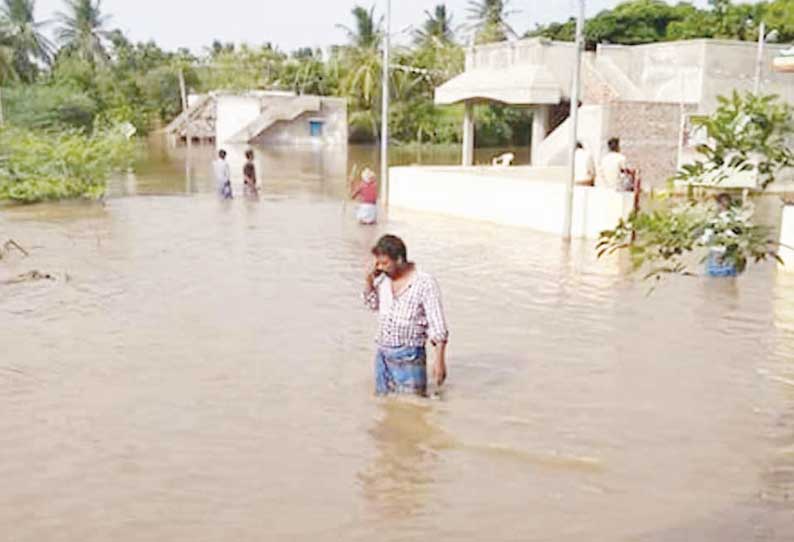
[
  {"left": 335, "top": 5, "right": 384, "bottom": 138},
  {"left": 0, "top": 43, "right": 17, "bottom": 84},
  {"left": 414, "top": 4, "right": 456, "bottom": 46},
  {"left": 0, "top": 0, "right": 52, "bottom": 81},
  {"left": 467, "top": 0, "right": 517, "bottom": 44},
  {"left": 55, "top": 0, "right": 111, "bottom": 65},
  {"left": 336, "top": 5, "right": 381, "bottom": 49}
]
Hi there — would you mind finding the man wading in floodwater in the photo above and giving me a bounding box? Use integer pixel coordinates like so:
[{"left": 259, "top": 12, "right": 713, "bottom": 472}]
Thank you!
[
  {"left": 213, "top": 149, "right": 232, "bottom": 199},
  {"left": 363, "top": 235, "right": 449, "bottom": 396},
  {"left": 243, "top": 149, "right": 259, "bottom": 199}
]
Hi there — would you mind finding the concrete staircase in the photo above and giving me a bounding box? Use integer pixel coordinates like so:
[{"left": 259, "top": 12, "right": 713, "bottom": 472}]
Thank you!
[
  {"left": 534, "top": 105, "right": 607, "bottom": 167},
  {"left": 164, "top": 94, "right": 214, "bottom": 136},
  {"left": 227, "top": 96, "right": 321, "bottom": 144},
  {"left": 533, "top": 55, "right": 642, "bottom": 167}
]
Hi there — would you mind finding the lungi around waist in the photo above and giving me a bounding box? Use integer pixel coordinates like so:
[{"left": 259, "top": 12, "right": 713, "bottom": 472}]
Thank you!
[{"left": 374, "top": 345, "right": 427, "bottom": 396}]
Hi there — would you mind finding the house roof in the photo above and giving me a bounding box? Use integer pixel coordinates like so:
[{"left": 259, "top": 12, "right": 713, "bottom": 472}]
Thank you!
[
  {"left": 164, "top": 94, "right": 216, "bottom": 138},
  {"left": 435, "top": 64, "right": 563, "bottom": 106}
]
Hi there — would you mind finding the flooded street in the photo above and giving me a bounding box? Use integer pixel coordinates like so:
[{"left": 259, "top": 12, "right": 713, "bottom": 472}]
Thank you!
[{"left": 1, "top": 142, "right": 793, "bottom": 541}]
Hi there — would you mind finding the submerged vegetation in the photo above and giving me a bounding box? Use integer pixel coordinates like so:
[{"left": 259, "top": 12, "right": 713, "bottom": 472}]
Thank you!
[
  {"left": 598, "top": 92, "right": 794, "bottom": 280},
  {"left": 0, "top": 124, "right": 135, "bottom": 203}
]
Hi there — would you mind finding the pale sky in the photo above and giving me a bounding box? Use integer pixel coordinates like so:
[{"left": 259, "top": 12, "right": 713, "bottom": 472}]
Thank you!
[{"left": 34, "top": 0, "right": 728, "bottom": 54}]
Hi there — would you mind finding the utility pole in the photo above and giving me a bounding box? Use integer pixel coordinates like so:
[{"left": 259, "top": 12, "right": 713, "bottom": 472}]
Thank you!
[
  {"left": 178, "top": 68, "right": 188, "bottom": 113},
  {"left": 0, "top": 86, "right": 4, "bottom": 127},
  {"left": 380, "top": 0, "right": 391, "bottom": 214},
  {"left": 563, "top": 0, "right": 585, "bottom": 240},
  {"left": 754, "top": 20, "right": 766, "bottom": 94},
  {"left": 179, "top": 67, "right": 192, "bottom": 191}
]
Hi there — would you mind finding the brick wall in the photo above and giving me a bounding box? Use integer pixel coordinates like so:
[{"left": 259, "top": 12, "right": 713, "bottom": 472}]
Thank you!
[{"left": 604, "top": 102, "right": 697, "bottom": 189}]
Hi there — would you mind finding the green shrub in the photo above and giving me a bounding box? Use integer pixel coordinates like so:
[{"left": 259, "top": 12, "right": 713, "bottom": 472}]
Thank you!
[
  {"left": 2, "top": 85, "right": 98, "bottom": 132},
  {"left": 0, "top": 125, "right": 136, "bottom": 203}
]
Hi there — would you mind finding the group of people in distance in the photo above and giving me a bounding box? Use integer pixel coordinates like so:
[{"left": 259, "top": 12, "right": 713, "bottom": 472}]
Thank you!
[
  {"left": 212, "top": 148, "right": 379, "bottom": 226},
  {"left": 212, "top": 149, "right": 259, "bottom": 200},
  {"left": 574, "top": 137, "right": 637, "bottom": 191}
]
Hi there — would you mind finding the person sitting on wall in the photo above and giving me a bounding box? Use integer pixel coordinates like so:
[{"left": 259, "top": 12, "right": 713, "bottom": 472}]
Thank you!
[
  {"left": 350, "top": 167, "right": 378, "bottom": 225},
  {"left": 598, "top": 137, "right": 632, "bottom": 191},
  {"left": 574, "top": 142, "right": 595, "bottom": 186}
]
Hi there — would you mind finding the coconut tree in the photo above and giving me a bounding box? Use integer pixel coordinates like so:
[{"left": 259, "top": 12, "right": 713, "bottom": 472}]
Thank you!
[
  {"left": 0, "top": 0, "right": 52, "bottom": 81},
  {"left": 467, "top": 0, "right": 517, "bottom": 44},
  {"left": 0, "top": 43, "right": 17, "bottom": 84},
  {"left": 336, "top": 5, "right": 381, "bottom": 50},
  {"left": 414, "top": 4, "right": 456, "bottom": 46},
  {"left": 55, "top": 0, "right": 111, "bottom": 65},
  {"left": 335, "top": 5, "right": 384, "bottom": 139}
]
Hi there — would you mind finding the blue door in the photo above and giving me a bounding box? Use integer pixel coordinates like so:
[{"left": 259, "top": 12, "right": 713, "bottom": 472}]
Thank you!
[{"left": 309, "top": 120, "right": 324, "bottom": 137}]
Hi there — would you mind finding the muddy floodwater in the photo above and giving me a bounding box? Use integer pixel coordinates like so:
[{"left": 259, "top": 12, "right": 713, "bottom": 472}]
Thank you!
[{"left": 1, "top": 141, "right": 793, "bottom": 542}]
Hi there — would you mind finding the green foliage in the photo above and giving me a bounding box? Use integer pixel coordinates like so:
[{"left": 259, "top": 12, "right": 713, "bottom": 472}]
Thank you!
[
  {"left": 0, "top": 124, "right": 136, "bottom": 203},
  {"left": 0, "top": 0, "right": 54, "bottom": 82},
  {"left": 0, "top": 44, "right": 16, "bottom": 84},
  {"left": 598, "top": 198, "right": 780, "bottom": 280},
  {"left": 674, "top": 92, "right": 794, "bottom": 189},
  {"left": 467, "top": 0, "right": 516, "bottom": 44},
  {"left": 475, "top": 103, "right": 531, "bottom": 147},
  {"left": 3, "top": 84, "right": 97, "bottom": 131},
  {"left": 764, "top": 0, "right": 794, "bottom": 43},
  {"left": 528, "top": 0, "right": 794, "bottom": 47},
  {"left": 414, "top": 4, "right": 456, "bottom": 46},
  {"left": 196, "top": 43, "right": 285, "bottom": 92},
  {"left": 55, "top": 0, "right": 111, "bottom": 65},
  {"left": 599, "top": 93, "right": 793, "bottom": 280},
  {"left": 336, "top": 5, "right": 381, "bottom": 49}
]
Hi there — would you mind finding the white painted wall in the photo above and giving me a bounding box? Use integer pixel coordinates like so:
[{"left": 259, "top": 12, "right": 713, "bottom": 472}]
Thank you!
[
  {"left": 187, "top": 94, "right": 203, "bottom": 108},
  {"left": 779, "top": 205, "right": 794, "bottom": 272},
  {"left": 215, "top": 95, "right": 262, "bottom": 146},
  {"left": 389, "top": 166, "right": 634, "bottom": 239}
]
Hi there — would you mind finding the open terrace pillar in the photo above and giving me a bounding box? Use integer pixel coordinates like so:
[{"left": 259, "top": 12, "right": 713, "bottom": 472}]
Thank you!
[
  {"left": 531, "top": 105, "right": 550, "bottom": 165},
  {"left": 462, "top": 101, "right": 475, "bottom": 167}
]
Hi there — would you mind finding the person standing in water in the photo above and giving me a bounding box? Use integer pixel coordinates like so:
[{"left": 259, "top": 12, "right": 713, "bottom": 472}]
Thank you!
[
  {"left": 363, "top": 235, "right": 449, "bottom": 396},
  {"left": 350, "top": 167, "right": 378, "bottom": 225},
  {"left": 243, "top": 149, "right": 259, "bottom": 198},
  {"left": 213, "top": 149, "right": 232, "bottom": 199}
]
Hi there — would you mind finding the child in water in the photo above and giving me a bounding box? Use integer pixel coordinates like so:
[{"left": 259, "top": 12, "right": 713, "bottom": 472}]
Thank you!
[{"left": 350, "top": 167, "right": 378, "bottom": 225}]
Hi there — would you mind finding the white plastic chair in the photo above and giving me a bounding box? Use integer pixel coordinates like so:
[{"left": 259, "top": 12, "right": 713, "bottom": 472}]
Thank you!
[{"left": 491, "top": 152, "right": 515, "bottom": 167}]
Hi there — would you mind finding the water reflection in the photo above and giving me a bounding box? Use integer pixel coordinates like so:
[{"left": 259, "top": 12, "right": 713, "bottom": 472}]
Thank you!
[
  {"left": 120, "top": 136, "right": 535, "bottom": 201},
  {"left": 359, "top": 401, "right": 452, "bottom": 520}
]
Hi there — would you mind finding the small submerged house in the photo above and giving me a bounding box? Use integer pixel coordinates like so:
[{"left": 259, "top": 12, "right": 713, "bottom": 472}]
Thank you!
[
  {"left": 165, "top": 91, "right": 347, "bottom": 148},
  {"left": 165, "top": 90, "right": 349, "bottom": 189}
]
